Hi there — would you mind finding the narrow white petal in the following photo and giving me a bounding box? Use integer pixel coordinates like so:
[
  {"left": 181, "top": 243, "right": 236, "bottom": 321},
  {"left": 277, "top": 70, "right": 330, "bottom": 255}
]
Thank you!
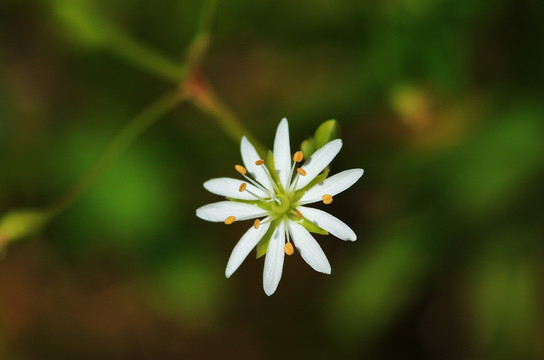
[
  {"left": 196, "top": 201, "right": 267, "bottom": 222},
  {"left": 263, "top": 222, "right": 285, "bottom": 296},
  {"left": 241, "top": 137, "right": 274, "bottom": 191},
  {"left": 295, "top": 139, "right": 343, "bottom": 190},
  {"left": 297, "top": 206, "right": 357, "bottom": 241},
  {"left": 298, "top": 169, "right": 364, "bottom": 204},
  {"left": 273, "top": 118, "right": 292, "bottom": 189},
  {"left": 288, "top": 221, "right": 331, "bottom": 274},
  {"left": 203, "top": 177, "right": 267, "bottom": 200},
  {"left": 226, "top": 222, "right": 271, "bottom": 278}
]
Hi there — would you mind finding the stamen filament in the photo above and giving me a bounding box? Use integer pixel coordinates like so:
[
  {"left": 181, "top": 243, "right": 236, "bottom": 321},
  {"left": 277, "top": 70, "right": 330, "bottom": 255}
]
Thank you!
[
  {"left": 241, "top": 173, "right": 273, "bottom": 197},
  {"left": 287, "top": 161, "right": 297, "bottom": 188},
  {"left": 289, "top": 173, "right": 301, "bottom": 194},
  {"left": 260, "top": 216, "right": 274, "bottom": 225},
  {"left": 244, "top": 188, "right": 271, "bottom": 202},
  {"left": 256, "top": 160, "right": 281, "bottom": 193}
]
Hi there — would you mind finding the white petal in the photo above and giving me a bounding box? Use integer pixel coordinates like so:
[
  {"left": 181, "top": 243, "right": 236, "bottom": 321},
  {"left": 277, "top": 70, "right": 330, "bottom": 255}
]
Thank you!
[
  {"left": 298, "top": 168, "right": 364, "bottom": 204},
  {"left": 241, "top": 137, "right": 274, "bottom": 191},
  {"left": 203, "top": 177, "right": 267, "bottom": 200},
  {"left": 226, "top": 221, "right": 271, "bottom": 278},
  {"left": 288, "top": 221, "right": 331, "bottom": 274},
  {"left": 297, "top": 206, "right": 357, "bottom": 241},
  {"left": 263, "top": 222, "right": 285, "bottom": 296},
  {"left": 273, "top": 118, "right": 292, "bottom": 189},
  {"left": 196, "top": 201, "right": 267, "bottom": 222},
  {"left": 295, "top": 139, "right": 343, "bottom": 190}
]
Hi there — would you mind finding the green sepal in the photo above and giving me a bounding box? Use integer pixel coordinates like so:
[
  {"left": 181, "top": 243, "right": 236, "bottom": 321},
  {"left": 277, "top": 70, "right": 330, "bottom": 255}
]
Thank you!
[
  {"left": 291, "top": 168, "right": 330, "bottom": 203},
  {"left": 314, "top": 119, "right": 340, "bottom": 148},
  {"left": 265, "top": 150, "right": 284, "bottom": 192},
  {"left": 301, "top": 120, "right": 340, "bottom": 158},
  {"left": 226, "top": 198, "right": 260, "bottom": 205},
  {"left": 255, "top": 218, "right": 281, "bottom": 258},
  {"left": 226, "top": 198, "right": 273, "bottom": 213},
  {"left": 287, "top": 213, "right": 329, "bottom": 235}
]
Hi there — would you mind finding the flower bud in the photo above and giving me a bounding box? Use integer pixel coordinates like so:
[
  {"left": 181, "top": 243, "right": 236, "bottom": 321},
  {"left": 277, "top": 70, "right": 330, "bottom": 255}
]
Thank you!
[
  {"left": 0, "top": 210, "right": 47, "bottom": 249},
  {"left": 301, "top": 119, "right": 340, "bottom": 158}
]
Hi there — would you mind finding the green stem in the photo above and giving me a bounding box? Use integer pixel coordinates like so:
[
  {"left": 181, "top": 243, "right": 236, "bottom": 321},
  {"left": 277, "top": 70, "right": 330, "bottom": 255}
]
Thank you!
[
  {"left": 52, "top": 0, "right": 185, "bottom": 83},
  {"left": 104, "top": 27, "right": 186, "bottom": 83},
  {"left": 47, "top": 91, "right": 185, "bottom": 218},
  {"left": 197, "top": 0, "right": 218, "bottom": 38},
  {"left": 188, "top": 78, "right": 266, "bottom": 155}
]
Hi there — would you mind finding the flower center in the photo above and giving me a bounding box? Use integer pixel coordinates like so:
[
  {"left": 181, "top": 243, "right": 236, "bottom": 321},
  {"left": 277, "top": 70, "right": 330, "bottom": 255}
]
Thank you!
[{"left": 271, "top": 194, "right": 290, "bottom": 214}]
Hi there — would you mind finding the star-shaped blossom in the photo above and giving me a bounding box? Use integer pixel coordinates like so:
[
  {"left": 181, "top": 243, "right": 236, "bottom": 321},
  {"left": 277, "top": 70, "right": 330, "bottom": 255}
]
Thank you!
[{"left": 196, "top": 118, "right": 364, "bottom": 295}]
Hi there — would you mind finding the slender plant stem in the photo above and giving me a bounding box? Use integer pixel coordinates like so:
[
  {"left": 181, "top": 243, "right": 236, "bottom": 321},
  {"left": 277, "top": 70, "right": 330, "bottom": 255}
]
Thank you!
[
  {"left": 104, "top": 27, "right": 186, "bottom": 83},
  {"left": 47, "top": 91, "right": 185, "bottom": 218},
  {"left": 52, "top": 0, "right": 185, "bottom": 83},
  {"left": 1, "top": 0, "right": 271, "bottom": 249},
  {"left": 186, "top": 77, "right": 266, "bottom": 155},
  {"left": 182, "top": 1, "right": 266, "bottom": 153},
  {"left": 55, "top": 0, "right": 261, "bottom": 150},
  {"left": 197, "top": 0, "right": 218, "bottom": 36}
]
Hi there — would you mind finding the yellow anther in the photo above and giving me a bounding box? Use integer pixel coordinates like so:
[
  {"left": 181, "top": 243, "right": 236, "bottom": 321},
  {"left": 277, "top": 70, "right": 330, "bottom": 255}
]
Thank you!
[
  {"left": 225, "top": 216, "right": 236, "bottom": 225},
  {"left": 296, "top": 210, "right": 302, "bottom": 219},
  {"left": 297, "top": 168, "right": 307, "bottom": 176},
  {"left": 253, "top": 219, "right": 260, "bottom": 229},
  {"left": 235, "top": 165, "right": 247, "bottom": 175},
  {"left": 293, "top": 151, "right": 304, "bottom": 163},
  {"left": 322, "top": 194, "right": 333, "bottom": 204},
  {"left": 284, "top": 242, "right": 294, "bottom": 256},
  {"left": 255, "top": 159, "right": 265, "bottom": 166},
  {"left": 239, "top": 183, "right": 247, "bottom": 192}
]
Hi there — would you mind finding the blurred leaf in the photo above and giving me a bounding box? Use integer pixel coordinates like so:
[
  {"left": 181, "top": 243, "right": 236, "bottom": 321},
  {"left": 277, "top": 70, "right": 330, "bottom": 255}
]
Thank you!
[
  {"left": 465, "top": 236, "right": 542, "bottom": 359},
  {"left": 327, "top": 216, "right": 432, "bottom": 346},
  {"left": 54, "top": 123, "right": 179, "bottom": 254},
  {"left": 445, "top": 105, "right": 544, "bottom": 216},
  {"left": 148, "top": 254, "right": 224, "bottom": 330}
]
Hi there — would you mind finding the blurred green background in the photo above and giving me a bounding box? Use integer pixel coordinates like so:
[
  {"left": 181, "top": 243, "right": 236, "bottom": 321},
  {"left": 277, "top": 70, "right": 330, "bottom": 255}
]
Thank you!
[{"left": 1, "top": 0, "right": 544, "bottom": 358}]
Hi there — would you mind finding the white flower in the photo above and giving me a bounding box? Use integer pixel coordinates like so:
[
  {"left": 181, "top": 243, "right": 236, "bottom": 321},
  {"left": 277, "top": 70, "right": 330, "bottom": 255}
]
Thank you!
[{"left": 196, "top": 118, "right": 364, "bottom": 295}]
